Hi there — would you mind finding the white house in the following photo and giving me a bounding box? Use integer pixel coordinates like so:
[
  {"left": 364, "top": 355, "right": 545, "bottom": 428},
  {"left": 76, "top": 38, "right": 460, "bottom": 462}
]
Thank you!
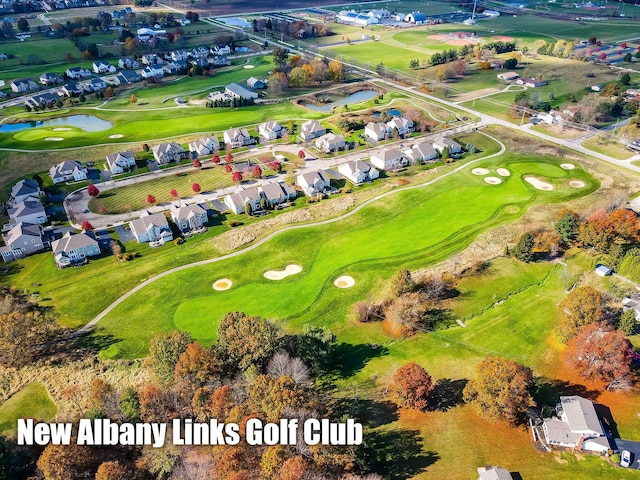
[
  {"left": 141, "top": 53, "right": 164, "bottom": 65},
  {"left": 223, "top": 127, "right": 254, "bottom": 148},
  {"left": 188, "top": 136, "right": 219, "bottom": 156},
  {"left": 152, "top": 142, "right": 184, "bottom": 164},
  {"left": 65, "top": 67, "right": 92, "bottom": 79},
  {"left": 296, "top": 170, "right": 331, "bottom": 197},
  {"left": 0, "top": 223, "right": 45, "bottom": 262},
  {"left": 338, "top": 160, "right": 379, "bottom": 185},
  {"left": 386, "top": 117, "right": 414, "bottom": 136},
  {"left": 370, "top": 148, "right": 407, "bottom": 171},
  {"left": 405, "top": 11, "right": 427, "bottom": 24},
  {"left": 9, "top": 179, "right": 42, "bottom": 204},
  {"left": 364, "top": 122, "right": 390, "bottom": 141},
  {"left": 48, "top": 160, "right": 88, "bottom": 184},
  {"left": 8, "top": 200, "right": 47, "bottom": 227},
  {"left": 260, "top": 182, "right": 296, "bottom": 208},
  {"left": 224, "top": 187, "right": 262, "bottom": 214},
  {"left": 141, "top": 65, "right": 164, "bottom": 78},
  {"left": 170, "top": 204, "right": 208, "bottom": 233},
  {"left": 402, "top": 142, "right": 438, "bottom": 164},
  {"left": 92, "top": 61, "right": 115, "bottom": 74},
  {"left": 10, "top": 78, "right": 38, "bottom": 93},
  {"left": 497, "top": 71, "right": 520, "bottom": 82},
  {"left": 314, "top": 132, "right": 345, "bottom": 153},
  {"left": 258, "top": 121, "right": 285, "bottom": 140},
  {"left": 433, "top": 138, "right": 462, "bottom": 156},
  {"left": 247, "top": 77, "right": 266, "bottom": 89},
  {"left": 225, "top": 82, "right": 258, "bottom": 100},
  {"left": 299, "top": 120, "right": 326, "bottom": 141},
  {"left": 477, "top": 466, "right": 513, "bottom": 480},
  {"left": 52, "top": 231, "right": 100, "bottom": 268},
  {"left": 129, "top": 211, "right": 173, "bottom": 244},
  {"left": 39, "top": 72, "right": 63, "bottom": 85},
  {"left": 106, "top": 150, "right": 136, "bottom": 174},
  {"left": 212, "top": 45, "right": 232, "bottom": 55},
  {"left": 169, "top": 50, "right": 189, "bottom": 61},
  {"left": 118, "top": 57, "right": 140, "bottom": 69}
]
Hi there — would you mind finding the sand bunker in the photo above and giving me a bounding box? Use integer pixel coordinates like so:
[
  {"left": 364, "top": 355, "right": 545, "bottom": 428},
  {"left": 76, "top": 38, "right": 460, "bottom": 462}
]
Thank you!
[
  {"left": 334, "top": 275, "right": 355, "bottom": 288},
  {"left": 109, "top": 134, "right": 124, "bottom": 138},
  {"left": 212, "top": 278, "right": 232, "bottom": 291},
  {"left": 264, "top": 264, "right": 302, "bottom": 280},
  {"left": 569, "top": 180, "right": 585, "bottom": 188},
  {"left": 45, "top": 137, "right": 64, "bottom": 141},
  {"left": 472, "top": 168, "right": 490, "bottom": 175},
  {"left": 243, "top": 65, "right": 255, "bottom": 69},
  {"left": 560, "top": 163, "right": 575, "bottom": 170},
  {"left": 492, "top": 35, "right": 515, "bottom": 42},
  {"left": 496, "top": 168, "right": 511, "bottom": 177},
  {"left": 52, "top": 127, "right": 71, "bottom": 131},
  {"left": 446, "top": 39, "right": 478, "bottom": 46},
  {"left": 484, "top": 176, "right": 502, "bottom": 185},
  {"left": 525, "top": 176, "right": 553, "bottom": 190}
]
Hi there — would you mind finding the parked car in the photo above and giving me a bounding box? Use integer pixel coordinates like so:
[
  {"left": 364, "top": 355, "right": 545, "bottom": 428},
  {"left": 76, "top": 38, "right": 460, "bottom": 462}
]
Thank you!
[{"left": 620, "top": 450, "right": 632, "bottom": 468}]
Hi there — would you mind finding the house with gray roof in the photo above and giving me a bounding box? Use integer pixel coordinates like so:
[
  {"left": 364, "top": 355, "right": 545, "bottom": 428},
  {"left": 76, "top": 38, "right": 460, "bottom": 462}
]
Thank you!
[
  {"left": 116, "top": 70, "right": 142, "bottom": 85},
  {"left": 370, "top": 148, "right": 407, "bottom": 171},
  {"left": 188, "top": 136, "right": 219, "bottom": 156},
  {"left": 118, "top": 57, "right": 140, "bottom": 69},
  {"left": 386, "top": 117, "right": 414, "bottom": 136},
  {"left": 402, "top": 142, "right": 438, "bottom": 164},
  {"left": 224, "top": 187, "right": 262, "bottom": 214},
  {"left": 338, "top": 160, "right": 379, "bottom": 185},
  {"left": 296, "top": 170, "right": 331, "bottom": 197},
  {"left": 225, "top": 82, "right": 258, "bottom": 100},
  {"left": 364, "top": 121, "right": 390, "bottom": 141},
  {"left": 170, "top": 204, "right": 208, "bottom": 233},
  {"left": 0, "top": 223, "right": 46, "bottom": 262},
  {"left": 8, "top": 200, "right": 47, "bottom": 227},
  {"left": 247, "top": 77, "right": 266, "bottom": 89},
  {"left": 39, "top": 72, "right": 64, "bottom": 85},
  {"left": 51, "top": 230, "right": 100, "bottom": 268},
  {"left": 258, "top": 121, "right": 285, "bottom": 140},
  {"left": 10, "top": 78, "right": 38, "bottom": 93},
  {"left": 433, "top": 138, "right": 462, "bottom": 156},
  {"left": 65, "top": 67, "right": 92, "bottom": 79},
  {"left": 152, "top": 142, "right": 185, "bottom": 164},
  {"left": 477, "top": 466, "right": 513, "bottom": 480},
  {"left": 106, "top": 150, "right": 136, "bottom": 174},
  {"left": 299, "top": 120, "right": 326, "bottom": 141},
  {"left": 260, "top": 182, "right": 296, "bottom": 208},
  {"left": 9, "top": 179, "right": 42, "bottom": 204},
  {"left": 48, "top": 160, "right": 88, "bottom": 184},
  {"left": 25, "top": 92, "right": 59, "bottom": 109},
  {"left": 129, "top": 211, "right": 173, "bottom": 244},
  {"left": 314, "top": 132, "right": 345, "bottom": 153},
  {"left": 223, "top": 127, "right": 254, "bottom": 148}
]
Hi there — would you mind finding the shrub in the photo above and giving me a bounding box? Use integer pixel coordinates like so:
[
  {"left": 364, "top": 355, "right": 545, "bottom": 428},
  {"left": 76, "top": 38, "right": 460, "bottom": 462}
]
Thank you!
[
  {"left": 611, "top": 454, "right": 620, "bottom": 464},
  {"left": 174, "top": 238, "right": 184, "bottom": 245},
  {"left": 228, "top": 220, "right": 241, "bottom": 227}
]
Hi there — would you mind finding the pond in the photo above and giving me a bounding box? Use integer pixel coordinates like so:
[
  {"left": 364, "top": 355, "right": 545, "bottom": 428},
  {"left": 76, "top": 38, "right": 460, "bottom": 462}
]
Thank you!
[
  {"left": 374, "top": 108, "right": 402, "bottom": 117},
  {"left": 0, "top": 115, "right": 113, "bottom": 133},
  {"left": 304, "top": 90, "right": 377, "bottom": 112}
]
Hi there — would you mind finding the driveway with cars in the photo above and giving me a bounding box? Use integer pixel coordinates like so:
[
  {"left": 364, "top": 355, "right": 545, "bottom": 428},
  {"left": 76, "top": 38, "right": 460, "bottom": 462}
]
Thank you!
[{"left": 613, "top": 440, "right": 640, "bottom": 469}]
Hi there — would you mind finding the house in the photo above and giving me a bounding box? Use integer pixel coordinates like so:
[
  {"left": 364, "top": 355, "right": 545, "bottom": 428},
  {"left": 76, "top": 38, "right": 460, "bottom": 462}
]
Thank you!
[
  {"left": 137, "top": 29, "right": 166, "bottom": 41},
  {"left": 169, "top": 50, "right": 189, "bottom": 61},
  {"left": 65, "top": 67, "right": 92, "bottom": 79},
  {"left": 247, "top": 77, "right": 266, "bottom": 89},
  {"left": 170, "top": 204, "right": 208, "bottom": 233},
  {"left": 118, "top": 57, "right": 140, "bottom": 69},
  {"left": 92, "top": 61, "right": 115, "bottom": 74},
  {"left": 141, "top": 53, "right": 163, "bottom": 65},
  {"left": 129, "top": 211, "right": 173, "bottom": 244},
  {"left": 62, "top": 81, "right": 83, "bottom": 97},
  {"left": 338, "top": 160, "right": 379, "bottom": 185},
  {"left": 152, "top": 142, "right": 184, "bottom": 164},
  {"left": 595, "top": 264, "right": 613, "bottom": 277},
  {"left": 477, "top": 466, "right": 513, "bottom": 480},
  {"left": 368, "top": 9, "right": 391, "bottom": 18},
  {"left": 224, "top": 187, "right": 262, "bottom": 214},
  {"left": 433, "top": 138, "right": 462, "bottom": 156},
  {"left": 386, "top": 117, "right": 414, "bottom": 136},
  {"left": 39, "top": 72, "right": 63, "bottom": 85},
  {"left": 296, "top": 170, "right": 331, "bottom": 197},
  {"left": 0, "top": 223, "right": 45, "bottom": 262},
  {"left": 116, "top": 69, "right": 142, "bottom": 85},
  {"left": 212, "top": 44, "right": 232, "bottom": 55},
  {"left": 516, "top": 77, "right": 548, "bottom": 88},
  {"left": 299, "top": 120, "right": 326, "bottom": 141},
  {"left": 208, "top": 91, "right": 233, "bottom": 103},
  {"left": 48, "top": 160, "right": 88, "bottom": 184},
  {"left": 141, "top": 65, "right": 164, "bottom": 78},
  {"left": 622, "top": 293, "right": 640, "bottom": 321},
  {"left": 10, "top": 179, "right": 42, "bottom": 205},
  {"left": 210, "top": 56, "right": 231, "bottom": 67},
  {"left": 10, "top": 78, "right": 38, "bottom": 93},
  {"left": 260, "top": 182, "right": 296, "bottom": 208},
  {"left": 25, "top": 92, "right": 58, "bottom": 109},
  {"left": 402, "top": 142, "right": 438, "bottom": 164},
  {"left": 223, "top": 127, "right": 254, "bottom": 148},
  {"left": 542, "top": 396, "right": 610, "bottom": 453},
  {"left": 51, "top": 230, "right": 100, "bottom": 268},
  {"left": 80, "top": 77, "right": 107, "bottom": 93},
  {"left": 106, "top": 150, "right": 136, "bottom": 174},
  {"left": 405, "top": 11, "right": 427, "bottom": 24},
  {"left": 188, "top": 136, "right": 219, "bottom": 156},
  {"left": 497, "top": 71, "right": 520, "bottom": 82},
  {"left": 8, "top": 200, "right": 47, "bottom": 227},
  {"left": 370, "top": 148, "right": 407, "bottom": 171},
  {"left": 535, "top": 110, "right": 563, "bottom": 125},
  {"left": 364, "top": 122, "right": 390, "bottom": 141},
  {"left": 225, "top": 83, "right": 258, "bottom": 100},
  {"left": 191, "top": 46, "right": 209, "bottom": 58},
  {"left": 314, "top": 132, "right": 345, "bottom": 153},
  {"left": 258, "top": 120, "right": 285, "bottom": 140}
]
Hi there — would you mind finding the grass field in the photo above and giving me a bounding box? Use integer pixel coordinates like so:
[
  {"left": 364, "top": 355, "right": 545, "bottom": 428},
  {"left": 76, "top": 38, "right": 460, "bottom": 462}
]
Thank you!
[
  {"left": 581, "top": 136, "right": 636, "bottom": 160},
  {"left": 0, "top": 383, "right": 57, "bottom": 434}
]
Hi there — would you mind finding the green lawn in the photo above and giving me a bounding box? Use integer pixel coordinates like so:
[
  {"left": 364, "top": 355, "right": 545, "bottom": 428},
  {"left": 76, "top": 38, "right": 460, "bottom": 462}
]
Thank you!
[
  {"left": 582, "top": 136, "right": 635, "bottom": 160},
  {"left": 0, "top": 383, "right": 57, "bottom": 434}
]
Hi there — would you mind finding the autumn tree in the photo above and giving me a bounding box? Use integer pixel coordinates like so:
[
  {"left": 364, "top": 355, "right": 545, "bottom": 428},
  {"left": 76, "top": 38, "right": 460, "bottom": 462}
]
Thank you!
[
  {"left": 513, "top": 231, "right": 534, "bottom": 262},
  {"left": 283, "top": 325, "right": 337, "bottom": 375},
  {"left": 173, "top": 341, "right": 221, "bottom": 388},
  {"left": 87, "top": 184, "right": 100, "bottom": 197},
  {"left": 119, "top": 386, "right": 141, "bottom": 421},
  {"left": 146, "top": 330, "right": 192, "bottom": 384},
  {"left": 212, "top": 153, "right": 220, "bottom": 164},
  {"left": 192, "top": 183, "right": 201, "bottom": 194},
  {"left": 138, "top": 384, "right": 178, "bottom": 422},
  {"left": 170, "top": 188, "right": 179, "bottom": 199},
  {"left": 147, "top": 194, "right": 156, "bottom": 205},
  {"left": 557, "top": 286, "right": 604, "bottom": 342},
  {"left": 192, "top": 159, "right": 202, "bottom": 169},
  {"left": 260, "top": 445, "right": 287, "bottom": 480},
  {"left": 95, "top": 461, "right": 130, "bottom": 480},
  {"left": 388, "top": 268, "right": 417, "bottom": 297},
  {"left": 328, "top": 60, "right": 344, "bottom": 82},
  {"left": 565, "top": 322, "right": 632, "bottom": 389},
  {"left": 232, "top": 171, "right": 243, "bottom": 184},
  {"left": 617, "top": 309, "right": 638, "bottom": 336},
  {"left": 130, "top": 93, "right": 137, "bottom": 104},
  {"left": 383, "top": 292, "right": 429, "bottom": 338},
  {"left": 225, "top": 151, "right": 233, "bottom": 163},
  {"left": 110, "top": 239, "right": 122, "bottom": 259},
  {"left": 207, "top": 385, "right": 234, "bottom": 421},
  {"left": 463, "top": 355, "right": 534, "bottom": 423},
  {"left": 279, "top": 456, "right": 309, "bottom": 480},
  {"left": 577, "top": 209, "right": 615, "bottom": 252},
  {"left": 81, "top": 220, "right": 94, "bottom": 231},
  {"left": 608, "top": 209, "right": 640, "bottom": 245},
  {"left": 392, "top": 362, "right": 434, "bottom": 411},
  {"left": 252, "top": 165, "right": 263, "bottom": 178},
  {"left": 37, "top": 443, "right": 98, "bottom": 480},
  {"left": 270, "top": 161, "right": 282, "bottom": 173},
  {"left": 247, "top": 374, "right": 309, "bottom": 421},
  {"left": 267, "top": 350, "right": 310, "bottom": 384},
  {"left": 0, "top": 307, "right": 61, "bottom": 368},
  {"left": 225, "top": 164, "right": 232, "bottom": 173}
]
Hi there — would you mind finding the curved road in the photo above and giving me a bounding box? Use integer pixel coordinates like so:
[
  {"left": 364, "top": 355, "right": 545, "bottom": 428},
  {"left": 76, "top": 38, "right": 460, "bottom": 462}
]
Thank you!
[{"left": 78, "top": 131, "right": 506, "bottom": 333}]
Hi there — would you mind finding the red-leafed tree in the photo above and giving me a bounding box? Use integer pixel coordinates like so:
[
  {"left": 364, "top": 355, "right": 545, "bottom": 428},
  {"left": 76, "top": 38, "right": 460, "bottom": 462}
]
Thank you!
[
  {"left": 192, "top": 183, "right": 201, "bottom": 194},
  {"left": 392, "top": 362, "right": 434, "bottom": 411},
  {"left": 297, "top": 149, "right": 306, "bottom": 159},
  {"left": 621, "top": 42, "right": 627, "bottom": 49},
  {"left": 599, "top": 52, "right": 606, "bottom": 60},
  {"left": 193, "top": 159, "right": 202, "bottom": 168},
  {"left": 565, "top": 322, "right": 632, "bottom": 388},
  {"left": 252, "top": 165, "right": 262, "bottom": 178},
  {"left": 212, "top": 153, "right": 220, "bottom": 164},
  {"left": 87, "top": 184, "right": 99, "bottom": 197},
  {"left": 609, "top": 209, "right": 640, "bottom": 245},
  {"left": 270, "top": 161, "right": 282, "bottom": 173},
  {"left": 279, "top": 456, "right": 309, "bottom": 480},
  {"left": 147, "top": 194, "right": 156, "bottom": 205},
  {"left": 81, "top": 220, "right": 94, "bottom": 231},
  {"left": 225, "top": 151, "right": 233, "bottom": 163},
  {"left": 174, "top": 342, "right": 221, "bottom": 388},
  {"left": 232, "top": 171, "right": 243, "bottom": 184},
  {"left": 225, "top": 164, "right": 232, "bottom": 173},
  {"left": 170, "top": 189, "right": 179, "bottom": 199}
]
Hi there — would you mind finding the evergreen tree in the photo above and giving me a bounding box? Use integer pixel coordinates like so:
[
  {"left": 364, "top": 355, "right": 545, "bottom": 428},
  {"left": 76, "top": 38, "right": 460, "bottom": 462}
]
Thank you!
[{"left": 513, "top": 232, "right": 534, "bottom": 262}]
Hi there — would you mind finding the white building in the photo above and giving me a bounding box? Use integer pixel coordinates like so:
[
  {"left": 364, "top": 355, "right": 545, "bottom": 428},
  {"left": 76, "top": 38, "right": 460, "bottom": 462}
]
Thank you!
[
  {"left": 106, "top": 150, "right": 136, "bottom": 174},
  {"left": 188, "top": 136, "right": 219, "bottom": 156},
  {"left": 338, "top": 160, "right": 379, "bottom": 185},
  {"left": 48, "top": 160, "right": 88, "bottom": 184},
  {"left": 296, "top": 170, "right": 331, "bottom": 197},
  {"left": 370, "top": 148, "right": 407, "bottom": 171},
  {"left": 258, "top": 121, "right": 285, "bottom": 140},
  {"left": 129, "top": 211, "right": 173, "bottom": 244}
]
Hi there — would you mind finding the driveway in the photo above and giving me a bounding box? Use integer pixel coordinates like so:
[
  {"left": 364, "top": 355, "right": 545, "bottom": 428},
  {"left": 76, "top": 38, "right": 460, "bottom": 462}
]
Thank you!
[
  {"left": 613, "top": 439, "right": 640, "bottom": 468},
  {"left": 94, "top": 229, "right": 113, "bottom": 249},
  {"left": 115, "top": 224, "right": 135, "bottom": 243}
]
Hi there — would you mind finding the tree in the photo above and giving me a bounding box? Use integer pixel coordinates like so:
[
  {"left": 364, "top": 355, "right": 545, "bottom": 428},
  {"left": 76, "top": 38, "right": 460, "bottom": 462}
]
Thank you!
[
  {"left": 328, "top": 60, "right": 344, "bottom": 82},
  {"left": 232, "top": 171, "right": 243, "bottom": 184},
  {"left": 383, "top": 292, "right": 429, "bottom": 338},
  {"left": 225, "top": 164, "right": 232, "bottom": 173},
  {"left": 212, "top": 153, "right": 220, "bottom": 164},
  {"left": 110, "top": 240, "right": 122, "bottom": 259},
  {"left": 147, "top": 194, "right": 156, "bottom": 205},
  {"left": 270, "top": 161, "right": 282, "bottom": 173},
  {"left": 388, "top": 268, "right": 416, "bottom": 297},
  {"left": 37, "top": 443, "right": 98, "bottom": 480},
  {"left": 392, "top": 362, "right": 434, "bottom": 411},
  {"left": 261, "top": 445, "right": 287, "bottom": 480},
  {"left": 513, "top": 232, "right": 534, "bottom": 262},
  {"left": 146, "top": 330, "right": 192, "bottom": 384},
  {"left": 297, "top": 149, "right": 306, "bottom": 159},
  {"left": 267, "top": 350, "right": 310, "bottom": 384},
  {"left": 288, "top": 67, "right": 307, "bottom": 87},
  {"left": 268, "top": 72, "right": 289, "bottom": 95},
  {"left": 279, "top": 456, "right": 309, "bottom": 480},
  {"left": 192, "top": 159, "right": 202, "bottom": 169},
  {"left": 623, "top": 54, "right": 633, "bottom": 64},
  {"left": 409, "top": 59, "right": 420, "bottom": 70},
  {"left": 174, "top": 342, "right": 222, "bottom": 388},
  {"left": 565, "top": 322, "right": 631, "bottom": 388},
  {"left": 17, "top": 18, "right": 29, "bottom": 32},
  {"left": 119, "top": 387, "right": 141, "bottom": 421},
  {"left": 609, "top": 209, "right": 640, "bottom": 245},
  {"left": 247, "top": 374, "right": 308, "bottom": 421},
  {"left": 577, "top": 209, "right": 615, "bottom": 251},
  {"left": 95, "top": 461, "right": 130, "bottom": 480},
  {"left": 617, "top": 309, "right": 637, "bottom": 336},
  {"left": 252, "top": 165, "right": 263, "bottom": 178},
  {"left": 130, "top": 93, "right": 137, "bottom": 104},
  {"left": 557, "top": 286, "right": 604, "bottom": 342},
  {"left": 81, "top": 220, "right": 94, "bottom": 231},
  {"left": 87, "top": 184, "right": 100, "bottom": 197},
  {"left": 272, "top": 47, "right": 289, "bottom": 68},
  {"left": 170, "top": 188, "right": 179, "bottom": 199},
  {"left": 555, "top": 209, "right": 580, "bottom": 242},
  {"left": 504, "top": 57, "right": 518, "bottom": 69},
  {"left": 191, "top": 183, "right": 201, "bottom": 193},
  {"left": 225, "top": 151, "right": 233, "bottom": 163},
  {"left": 440, "top": 145, "right": 449, "bottom": 160},
  {"left": 463, "top": 355, "right": 534, "bottom": 423}
]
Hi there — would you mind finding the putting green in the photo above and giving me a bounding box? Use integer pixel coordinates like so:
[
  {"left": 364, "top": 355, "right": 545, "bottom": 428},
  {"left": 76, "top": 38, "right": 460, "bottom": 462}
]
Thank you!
[{"left": 97, "top": 154, "right": 597, "bottom": 358}]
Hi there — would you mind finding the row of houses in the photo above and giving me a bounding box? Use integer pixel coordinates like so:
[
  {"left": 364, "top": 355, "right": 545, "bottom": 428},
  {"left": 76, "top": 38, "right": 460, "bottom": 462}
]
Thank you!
[{"left": 223, "top": 181, "right": 296, "bottom": 214}]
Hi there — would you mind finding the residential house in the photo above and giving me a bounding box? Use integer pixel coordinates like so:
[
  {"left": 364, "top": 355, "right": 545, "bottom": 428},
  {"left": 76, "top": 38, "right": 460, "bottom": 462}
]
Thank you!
[
  {"left": 52, "top": 230, "right": 100, "bottom": 268},
  {"left": 163, "top": 61, "right": 186, "bottom": 75},
  {"left": 402, "top": 141, "right": 438, "bottom": 164},
  {"left": 62, "top": 81, "right": 83, "bottom": 97},
  {"left": 10, "top": 78, "right": 38, "bottom": 93},
  {"left": 65, "top": 67, "right": 92, "bottom": 79},
  {"left": 39, "top": 72, "right": 63, "bottom": 85},
  {"left": 25, "top": 92, "right": 58, "bottom": 109},
  {"left": 210, "top": 56, "right": 231, "bottom": 67},
  {"left": 622, "top": 293, "right": 640, "bottom": 320},
  {"left": 260, "top": 182, "right": 296, "bottom": 208},
  {"left": 258, "top": 120, "right": 285, "bottom": 140},
  {"left": 8, "top": 200, "right": 47, "bottom": 227},
  {"left": 535, "top": 110, "right": 563, "bottom": 125},
  {"left": 296, "top": 170, "right": 331, "bottom": 197},
  {"left": 542, "top": 395, "right": 610, "bottom": 453},
  {"left": 224, "top": 187, "right": 262, "bottom": 214},
  {"left": 141, "top": 65, "right": 164, "bottom": 78},
  {"left": 80, "top": 77, "right": 107, "bottom": 93},
  {"left": 0, "top": 223, "right": 45, "bottom": 262},
  {"left": 516, "top": 77, "right": 548, "bottom": 88},
  {"left": 370, "top": 148, "right": 407, "bottom": 171},
  {"left": 225, "top": 83, "right": 258, "bottom": 100},
  {"left": 247, "top": 77, "right": 266, "bottom": 89},
  {"left": 116, "top": 69, "right": 142, "bottom": 85},
  {"left": 9, "top": 179, "right": 42, "bottom": 204},
  {"left": 212, "top": 44, "right": 231, "bottom": 55},
  {"left": 92, "top": 61, "right": 115, "bottom": 74},
  {"left": 364, "top": 121, "right": 390, "bottom": 141},
  {"left": 170, "top": 204, "right": 208, "bottom": 233},
  {"left": 152, "top": 142, "right": 185, "bottom": 164},
  {"left": 405, "top": 11, "right": 427, "bottom": 23},
  {"left": 169, "top": 50, "right": 189, "bottom": 61},
  {"left": 188, "top": 136, "right": 219, "bottom": 156},
  {"left": 477, "top": 466, "right": 513, "bottom": 480},
  {"left": 223, "top": 127, "right": 254, "bottom": 148},
  {"left": 191, "top": 57, "right": 210, "bottom": 68},
  {"left": 106, "top": 150, "right": 136, "bottom": 174},
  {"left": 141, "top": 53, "right": 163, "bottom": 65},
  {"left": 118, "top": 57, "right": 140, "bottom": 69},
  {"left": 338, "top": 160, "right": 379, "bottom": 185},
  {"left": 386, "top": 117, "right": 414, "bottom": 136},
  {"left": 433, "top": 138, "right": 462, "bottom": 156},
  {"left": 192, "top": 46, "right": 209, "bottom": 58},
  {"left": 314, "top": 132, "right": 345, "bottom": 153},
  {"left": 129, "top": 211, "right": 173, "bottom": 244},
  {"left": 497, "top": 71, "right": 520, "bottom": 82},
  {"left": 299, "top": 120, "right": 326, "bottom": 141},
  {"left": 48, "top": 160, "right": 88, "bottom": 184}
]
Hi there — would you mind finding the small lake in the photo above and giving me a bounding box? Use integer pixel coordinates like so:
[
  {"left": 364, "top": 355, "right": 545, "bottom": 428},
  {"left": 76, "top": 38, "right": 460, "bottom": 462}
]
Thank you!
[
  {"left": 374, "top": 108, "right": 402, "bottom": 117},
  {"left": 304, "top": 90, "right": 377, "bottom": 112},
  {"left": 0, "top": 115, "right": 113, "bottom": 133}
]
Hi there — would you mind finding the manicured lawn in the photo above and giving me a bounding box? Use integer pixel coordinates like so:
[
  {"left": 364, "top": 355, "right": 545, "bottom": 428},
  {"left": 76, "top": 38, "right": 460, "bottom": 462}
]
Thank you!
[
  {"left": 0, "top": 383, "right": 57, "bottom": 434},
  {"left": 327, "top": 42, "right": 428, "bottom": 71},
  {"left": 582, "top": 136, "right": 635, "bottom": 160}
]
